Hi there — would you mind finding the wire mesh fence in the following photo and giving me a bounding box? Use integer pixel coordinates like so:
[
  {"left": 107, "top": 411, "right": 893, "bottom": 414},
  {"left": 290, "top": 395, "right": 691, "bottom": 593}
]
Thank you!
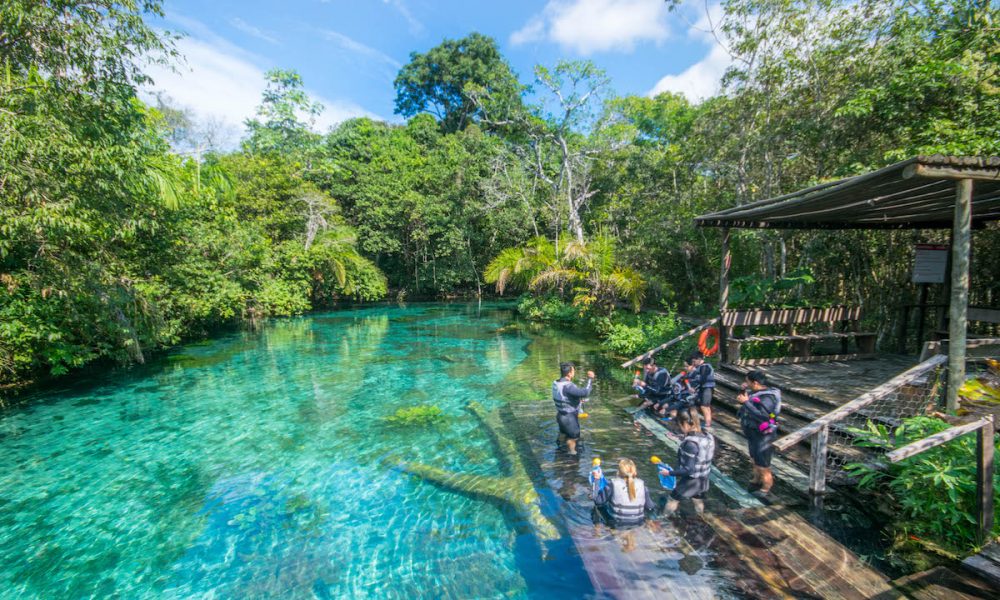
[{"left": 821, "top": 341, "right": 1000, "bottom": 484}]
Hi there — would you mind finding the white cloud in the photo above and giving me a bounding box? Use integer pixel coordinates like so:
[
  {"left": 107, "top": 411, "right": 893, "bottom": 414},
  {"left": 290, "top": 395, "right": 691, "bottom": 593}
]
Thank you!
[
  {"left": 229, "top": 17, "right": 279, "bottom": 45},
  {"left": 510, "top": 0, "right": 670, "bottom": 55},
  {"left": 317, "top": 29, "right": 401, "bottom": 69},
  {"left": 648, "top": 3, "right": 731, "bottom": 101},
  {"left": 382, "top": 0, "right": 423, "bottom": 35},
  {"left": 142, "top": 24, "right": 373, "bottom": 146}
]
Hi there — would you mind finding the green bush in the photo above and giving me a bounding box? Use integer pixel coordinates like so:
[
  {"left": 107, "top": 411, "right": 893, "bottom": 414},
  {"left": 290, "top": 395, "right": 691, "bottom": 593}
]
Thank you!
[
  {"left": 515, "top": 295, "right": 579, "bottom": 323},
  {"left": 846, "top": 416, "right": 1000, "bottom": 552},
  {"left": 596, "top": 312, "right": 683, "bottom": 358}
]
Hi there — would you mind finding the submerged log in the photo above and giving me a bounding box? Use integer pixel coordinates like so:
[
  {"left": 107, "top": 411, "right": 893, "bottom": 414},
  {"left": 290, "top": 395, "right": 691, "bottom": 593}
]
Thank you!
[{"left": 399, "top": 402, "right": 560, "bottom": 542}]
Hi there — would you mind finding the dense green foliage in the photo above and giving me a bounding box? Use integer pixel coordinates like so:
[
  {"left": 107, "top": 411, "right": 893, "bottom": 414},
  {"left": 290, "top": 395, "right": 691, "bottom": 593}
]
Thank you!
[
  {"left": 847, "top": 416, "right": 1000, "bottom": 551},
  {"left": 0, "top": 1, "right": 384, "bottom": 384},
  {"left": 3, "top": 0, "right": 999, "bottom": 389},
  {"left": 393, "top": 33, "right": 523, "bottom": 133}
]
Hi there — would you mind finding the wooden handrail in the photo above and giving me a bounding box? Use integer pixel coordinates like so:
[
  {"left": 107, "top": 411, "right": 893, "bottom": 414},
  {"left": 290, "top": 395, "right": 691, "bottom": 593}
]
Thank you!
[
  {"left": 884, "top": 415, "right": 995, "bottom": 544},
  {"left": 773, "top": 354, "right": 947, "bottom": 452},
  {"left": 621, "top": 318, "right": 719, "bottom": 368},
  {"left": 886, "top": 417, "right": 992, "bottom": 463}
]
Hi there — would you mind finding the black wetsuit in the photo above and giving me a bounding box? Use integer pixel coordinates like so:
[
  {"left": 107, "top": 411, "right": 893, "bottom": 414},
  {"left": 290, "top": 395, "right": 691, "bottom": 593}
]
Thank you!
[
  {"left": 670, "top": 432, "right": 715, "bottom": 500},
  {"left": 552, "top": 377, "right": 592, "bottom": 439},
  {"left": 739, "top": 388, "right": 781, "bottom": 468},
  {"left": 691, "top": 363, "right": 715, "bottom": 407},
  {"left": 639, "top": 367, "right": 670, "bottom": 408}
]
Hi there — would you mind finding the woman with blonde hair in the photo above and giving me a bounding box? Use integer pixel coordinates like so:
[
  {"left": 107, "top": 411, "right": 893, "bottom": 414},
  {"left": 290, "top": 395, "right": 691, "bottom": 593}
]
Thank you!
[{"left": 592, "top": 458, "right": 655, "bottom": 528}]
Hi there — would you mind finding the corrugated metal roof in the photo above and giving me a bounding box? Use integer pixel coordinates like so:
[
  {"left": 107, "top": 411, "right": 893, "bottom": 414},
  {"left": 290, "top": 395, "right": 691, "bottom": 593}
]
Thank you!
[{"left": 695, "top": 156, "right": 1000, "bottom": 229}]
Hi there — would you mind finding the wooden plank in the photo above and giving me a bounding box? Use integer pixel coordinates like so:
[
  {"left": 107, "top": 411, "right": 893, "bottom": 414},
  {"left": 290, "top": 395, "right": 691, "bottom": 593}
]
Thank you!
[
  {"left": 904, "top": 163, "right": 1000, "bottom": 181},
  {"left": 621, "top": 318, "right": 719, "bottom": 368},
  {"left": 721, "top": 306, "right": 861, "bottom": 327},
  {"left": 809, "top": 425, "right": 829, "bottom": 495},
  {"left": 976, "top": 417, "right": 995, "bottom": 545},
  {"left": 979, "top": 542, "right": 1000, "bottom": 565},
  {"left": 773, "top": 354, "right": 947, "bottom": 452},
  {"left": 742, "top": 332, "right": 875, "bottom": 342},
  {"left": 968, "top": 307, "right": 1000, "bottom": 324},
  {"left": 947, "top": 178, "right": 973, "bottom": 412},
  {"left": 727, "top": 506, "right": 900, "bottom": 599},
  {"left": 734, "top": 353, "right": 876, "bottom": 366},
  {"left": 922, "top": 337, "right": 1000, "bottom": 361},
  {"left": 962, "top": 555, "right": 1000, "bottom": 588},
  {"left": 886, "top": 418, "right": 990, "bottom": 463},
  {"left": 632, "top": 412, "right": 763, "bottom": 508},
  {"left": 893, "top": 565, "right": 1000, "bottom": 600}
]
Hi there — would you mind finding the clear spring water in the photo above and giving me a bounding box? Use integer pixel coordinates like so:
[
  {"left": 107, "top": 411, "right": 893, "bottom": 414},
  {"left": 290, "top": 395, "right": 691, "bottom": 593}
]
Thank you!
[{"left": 0, "top": 303, "right": 759, "bottom": 599}]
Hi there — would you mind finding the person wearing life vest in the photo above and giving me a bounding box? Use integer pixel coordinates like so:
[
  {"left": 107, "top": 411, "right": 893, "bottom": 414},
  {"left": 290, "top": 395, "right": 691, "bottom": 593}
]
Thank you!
[
  {"left": 634, "top": 357, "right": 670, "bottom": 415},
  {"left": 592, "top": 458, "right": 655, "bottom": 528},
  {"left": 663, "top": 408, "right": 715, "bottom": 516},
  {"left": 686, "top": 351, "right": 716, "bottom": 429},
  {"left": 552, "top": 362, "right": 595, "bottom": 455},
  {"left": 737, "top": 370, "right": 782, "bottom": 497}
]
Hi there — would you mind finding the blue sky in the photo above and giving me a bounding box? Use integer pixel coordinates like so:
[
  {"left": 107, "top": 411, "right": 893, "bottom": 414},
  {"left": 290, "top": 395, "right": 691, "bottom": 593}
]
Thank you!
[{"left": 146, "top": 0, "right": 728, "bottom": 139}]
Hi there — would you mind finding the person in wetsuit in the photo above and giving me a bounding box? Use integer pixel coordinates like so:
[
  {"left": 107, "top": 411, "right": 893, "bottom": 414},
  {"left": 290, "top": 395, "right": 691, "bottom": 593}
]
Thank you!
[
  {"left": 737, "top": 370, "right": 782, "bottom": 497},
  {"left": 634, "top": 357, "right": 670, "bottom": 416},
  {"left": 552, "top": 362, "right": 595, "bottom": 455},
  {"left": 593, "top": 458, "right": 656, "bottom": 528},
  {"left": 687, "top": 351, "right": 715, "bottom": 429},
  {"left": 662, "top": 408, "right": 715, "bottom": 516}
]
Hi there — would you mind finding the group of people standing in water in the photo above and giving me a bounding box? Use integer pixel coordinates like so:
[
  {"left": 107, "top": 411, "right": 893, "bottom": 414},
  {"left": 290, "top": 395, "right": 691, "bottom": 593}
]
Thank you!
[{"left": 551, "top": 353, "right": 782, "bottom": 529}]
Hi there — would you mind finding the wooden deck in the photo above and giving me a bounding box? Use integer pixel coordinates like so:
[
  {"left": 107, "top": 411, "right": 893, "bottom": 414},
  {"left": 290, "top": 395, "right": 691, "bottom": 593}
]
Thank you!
[
  {"left": 725, "top": 354, "right": 918, "bottom": 406},
  {"left": 629, "top": 413, "right": 901, "bottom": 599}
]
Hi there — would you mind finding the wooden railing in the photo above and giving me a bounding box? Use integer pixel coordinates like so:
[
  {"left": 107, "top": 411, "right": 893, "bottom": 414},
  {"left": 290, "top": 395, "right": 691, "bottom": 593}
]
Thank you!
[
  {"left": 772, "top": 354, "right": 947, "bottom": 495},
  {"left": 886, "top": 416, "right": 995, "bottom": 544},
  {"left": 620, "top": 318, "right": 719, "bottom": 368}
]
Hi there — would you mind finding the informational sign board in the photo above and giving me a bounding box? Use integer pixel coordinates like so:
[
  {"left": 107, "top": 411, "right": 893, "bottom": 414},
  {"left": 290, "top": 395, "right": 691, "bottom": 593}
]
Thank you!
[{"left": 912, "top": 244, "right": 948, "bottom": 284}]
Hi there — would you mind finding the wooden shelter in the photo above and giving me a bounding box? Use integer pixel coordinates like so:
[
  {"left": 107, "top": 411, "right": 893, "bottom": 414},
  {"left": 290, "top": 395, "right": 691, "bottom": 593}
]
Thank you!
[{"left": 695, "top": 155, "right": 1000, "bottom": 410}]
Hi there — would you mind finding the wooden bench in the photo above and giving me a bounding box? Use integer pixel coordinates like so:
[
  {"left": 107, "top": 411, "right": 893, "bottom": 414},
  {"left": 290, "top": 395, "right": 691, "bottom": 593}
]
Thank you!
[
  {"left": 932, "top": 306, "right": 1000, "bottom": 341},
  {"left": 722, "top": 306, "right": 876, "bottom": 365}
]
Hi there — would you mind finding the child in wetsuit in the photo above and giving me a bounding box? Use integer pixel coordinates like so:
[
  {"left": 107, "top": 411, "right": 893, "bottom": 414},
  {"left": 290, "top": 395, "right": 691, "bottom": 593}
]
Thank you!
[{"left": 662, "top": 408, "right": 715, "bottom": 516}]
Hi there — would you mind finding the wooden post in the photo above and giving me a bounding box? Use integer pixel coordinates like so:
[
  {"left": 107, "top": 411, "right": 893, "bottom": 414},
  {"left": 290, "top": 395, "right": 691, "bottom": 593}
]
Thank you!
[
  {"left": 947, "top": 179, "right": 973, "bottom": 412},
  {"left": 976, "top": 416, "right": 995, "bottom": 545},
  {"left": 719, "top": 228, "right": 732, "bottom": 363},
  {"left": 809, "top": 425, "right": 829, "bottom": 497},
  {"left": 915, "top": 283, "right": 929, "bottom": 353},
  {"left": 898, "top": 304, "right": 911, "bottom": 354}
]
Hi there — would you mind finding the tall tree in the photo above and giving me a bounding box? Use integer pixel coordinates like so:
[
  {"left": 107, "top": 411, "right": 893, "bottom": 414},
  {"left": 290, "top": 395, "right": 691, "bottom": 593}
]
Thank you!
[
  {"left": 393, "top": 33, "right": 523, "bottom": 133},
  {"left": 244, "top": 69, "right": 323, "bottom": 156}
]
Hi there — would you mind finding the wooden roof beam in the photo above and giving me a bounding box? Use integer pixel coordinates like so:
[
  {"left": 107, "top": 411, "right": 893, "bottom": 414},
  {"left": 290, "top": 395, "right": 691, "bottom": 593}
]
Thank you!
[{"left": 903, "top": 163, "right": 1000, "bottom": 181}]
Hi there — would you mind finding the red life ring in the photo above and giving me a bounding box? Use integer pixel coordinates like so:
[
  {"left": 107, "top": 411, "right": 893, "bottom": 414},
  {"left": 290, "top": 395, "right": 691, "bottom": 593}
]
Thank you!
[{"left": 698, "top": 327, "right": 720, "bottom": 357}]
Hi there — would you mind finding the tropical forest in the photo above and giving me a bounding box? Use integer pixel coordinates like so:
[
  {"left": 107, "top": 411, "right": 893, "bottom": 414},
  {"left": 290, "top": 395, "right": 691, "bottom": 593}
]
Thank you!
[{"left": 2, "top": 1, "right": 1000, "bottom": 598}]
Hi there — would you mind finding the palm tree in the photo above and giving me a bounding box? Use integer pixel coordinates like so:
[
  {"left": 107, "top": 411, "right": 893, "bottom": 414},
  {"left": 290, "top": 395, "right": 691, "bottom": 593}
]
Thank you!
[
  {"left": 486, "top": 235, "right": 645, "bottom": 312},
  {"left": 484, "top": 236, "right": 556, "bottom": 295}
]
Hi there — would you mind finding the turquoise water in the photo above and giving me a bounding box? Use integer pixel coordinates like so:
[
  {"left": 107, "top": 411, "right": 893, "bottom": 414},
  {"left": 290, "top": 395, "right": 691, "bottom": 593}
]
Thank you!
[{"left": 0, "top": 304, "right": 755, "bottom": 598}]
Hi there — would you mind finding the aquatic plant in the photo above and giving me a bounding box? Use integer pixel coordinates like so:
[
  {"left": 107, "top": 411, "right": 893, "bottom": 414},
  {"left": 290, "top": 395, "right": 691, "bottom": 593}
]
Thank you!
[{"left": 384, "top": 405, "right": 446, "bottom": 427}]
